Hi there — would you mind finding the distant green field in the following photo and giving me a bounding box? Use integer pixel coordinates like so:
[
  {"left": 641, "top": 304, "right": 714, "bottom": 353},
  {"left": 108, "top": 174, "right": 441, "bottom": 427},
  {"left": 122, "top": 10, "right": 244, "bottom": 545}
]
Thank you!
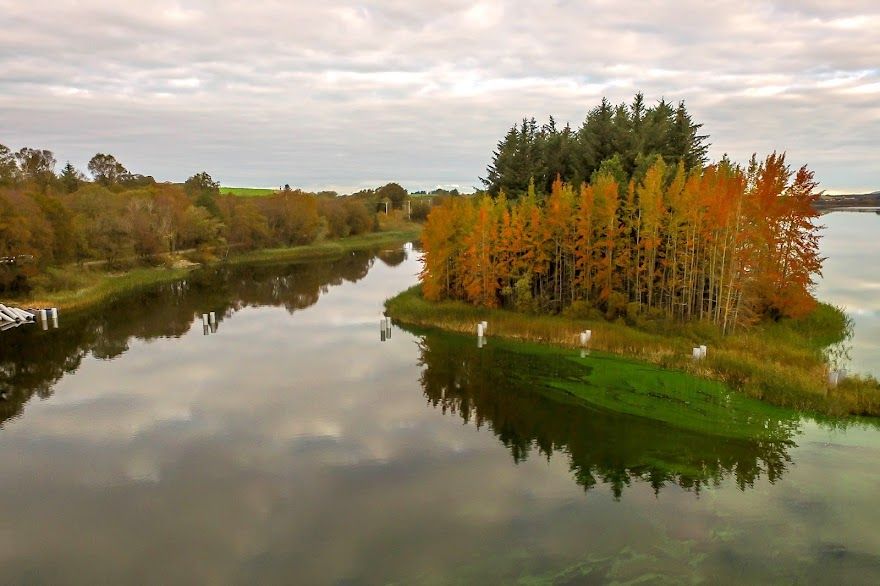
[{"left": 220, "top": 187, "right": 276, "bottom": 197}]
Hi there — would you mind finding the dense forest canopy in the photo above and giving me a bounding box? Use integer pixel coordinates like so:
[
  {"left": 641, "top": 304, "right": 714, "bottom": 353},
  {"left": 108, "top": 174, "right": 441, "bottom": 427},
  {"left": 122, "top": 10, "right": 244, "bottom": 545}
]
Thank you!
[
  {"left": 0, "top": 144, "right": 419, "bottom": 295},
  {"left": 424, "top": 96, "right": 823, "bottom": 329},
  {"left": 482, "top": 93, "right": 708, "bottom": 197}
]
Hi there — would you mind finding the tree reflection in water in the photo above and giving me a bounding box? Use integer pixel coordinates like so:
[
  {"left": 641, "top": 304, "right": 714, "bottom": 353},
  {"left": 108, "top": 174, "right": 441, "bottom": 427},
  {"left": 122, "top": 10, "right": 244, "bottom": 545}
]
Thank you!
[
  {"left": 414, "top": 328, "right": 800, "bottom": 498},
  {"left": 0, "top": 250, "right": 378, "bottom": 426}
]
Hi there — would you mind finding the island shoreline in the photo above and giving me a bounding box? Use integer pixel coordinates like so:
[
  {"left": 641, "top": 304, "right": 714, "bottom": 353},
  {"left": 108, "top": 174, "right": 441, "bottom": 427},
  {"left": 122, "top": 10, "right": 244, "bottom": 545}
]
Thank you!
[{"left": 385, "top": 285, "right": 880, "bottom": 417}]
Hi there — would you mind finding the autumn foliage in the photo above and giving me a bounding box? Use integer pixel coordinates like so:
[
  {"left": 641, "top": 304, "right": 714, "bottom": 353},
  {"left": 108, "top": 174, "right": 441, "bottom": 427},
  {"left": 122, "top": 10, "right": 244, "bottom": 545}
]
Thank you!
[
  {"left": 0, "top": 144, "right": 389, "bottom": 294},
  {"left": 421, "top": 153, "right": 823, "bottom": 330}
]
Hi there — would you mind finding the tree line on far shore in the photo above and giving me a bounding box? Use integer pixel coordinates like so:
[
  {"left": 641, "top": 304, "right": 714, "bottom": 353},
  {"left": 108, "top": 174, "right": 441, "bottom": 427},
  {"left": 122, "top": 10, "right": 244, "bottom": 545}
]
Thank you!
[{"left": 0, "top": 145, "right": 430, "bottom": 294}]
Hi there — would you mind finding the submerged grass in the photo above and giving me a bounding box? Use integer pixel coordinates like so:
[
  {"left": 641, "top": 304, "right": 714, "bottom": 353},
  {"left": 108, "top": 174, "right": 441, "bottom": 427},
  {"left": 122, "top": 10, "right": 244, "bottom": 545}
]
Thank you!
[
  {"left": 385, "top": 286, "right": 880, "bottom": 417},
  {"left": 469, "top": 333, "right": 797, "bottom": 440},
  {"left": 5, "top": 228, "right": 421, "bottom": 314}
]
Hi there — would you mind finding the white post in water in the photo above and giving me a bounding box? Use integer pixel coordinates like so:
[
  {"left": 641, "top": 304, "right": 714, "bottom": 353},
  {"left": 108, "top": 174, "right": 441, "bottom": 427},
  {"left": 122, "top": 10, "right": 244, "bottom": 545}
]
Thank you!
[
  {"left": 49, "top": 308, "right": 58, "bottom": 320},
  {"left": 476, "top": 323, "right": 484, "bottom": 337},
  {"left": 39, "top": 309, "right": 47, "bottom": 323},
  {"left": 579, "top": 332, "right": 588, "bottom": 346},
  {"left": 209, "top": 311, "right": 216, "bottom": 325},
  {"left": 51, "top": 311, "right": 58, "bottom": 329},
  {"left": 481, "top": 320, "right": 488, "bottom": 333},
  {"left": 202, "top": 313, "right": 209, "bottom": 327},
  {"left": 478, "top": 335, "right": 485, "bottom": 349}
]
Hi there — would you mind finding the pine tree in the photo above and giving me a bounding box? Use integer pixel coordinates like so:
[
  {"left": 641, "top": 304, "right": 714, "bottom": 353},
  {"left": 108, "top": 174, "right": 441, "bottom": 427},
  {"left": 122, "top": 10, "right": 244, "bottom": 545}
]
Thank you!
[{"left": 59, "top": 161, "right": 82, "bottom": 193}]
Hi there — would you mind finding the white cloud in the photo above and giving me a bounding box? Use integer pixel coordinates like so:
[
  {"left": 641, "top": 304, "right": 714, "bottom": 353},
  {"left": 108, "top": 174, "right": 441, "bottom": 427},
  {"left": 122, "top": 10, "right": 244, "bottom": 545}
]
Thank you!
[{"left": 0, "top": 0, "right": 877, "bottom": 192}]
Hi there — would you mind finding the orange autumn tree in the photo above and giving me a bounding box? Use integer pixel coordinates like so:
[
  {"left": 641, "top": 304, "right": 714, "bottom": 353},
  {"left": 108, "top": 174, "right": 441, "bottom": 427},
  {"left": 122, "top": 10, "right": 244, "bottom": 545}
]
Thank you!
[
  {"left": 419, "top": 153, "right": 823, "bottom": 331},
  {"left": 746, "top": 154, "right": 823, "bottom": 319}
]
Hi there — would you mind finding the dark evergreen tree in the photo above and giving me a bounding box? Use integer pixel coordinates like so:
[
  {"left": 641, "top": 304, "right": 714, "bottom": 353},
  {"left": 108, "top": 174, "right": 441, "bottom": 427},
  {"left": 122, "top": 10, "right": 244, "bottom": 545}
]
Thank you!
[
  {"left": 577, "top": 97, "right": 616, "bottom": 180},
  {"left": 483, "top": 94, "right": 710, "bottom": 197},
  {"left": 59, "top": 161, "right": 82, "bottom": 193},
  {"left": 668, "top": 101, "right": 709, "bottom": 169}
]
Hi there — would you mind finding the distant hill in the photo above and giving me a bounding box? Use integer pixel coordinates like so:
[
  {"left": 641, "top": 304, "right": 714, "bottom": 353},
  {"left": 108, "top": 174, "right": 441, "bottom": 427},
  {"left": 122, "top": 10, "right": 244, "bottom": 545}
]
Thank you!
[{"left": 815, "top": 190, "right": 880, "bottom": 209}]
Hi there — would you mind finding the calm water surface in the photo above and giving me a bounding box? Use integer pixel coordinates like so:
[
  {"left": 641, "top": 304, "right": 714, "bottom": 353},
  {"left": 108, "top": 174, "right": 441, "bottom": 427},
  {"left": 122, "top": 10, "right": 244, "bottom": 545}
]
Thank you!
[{"left": 0, "top": 214, "right": 879, "bottom": 584}]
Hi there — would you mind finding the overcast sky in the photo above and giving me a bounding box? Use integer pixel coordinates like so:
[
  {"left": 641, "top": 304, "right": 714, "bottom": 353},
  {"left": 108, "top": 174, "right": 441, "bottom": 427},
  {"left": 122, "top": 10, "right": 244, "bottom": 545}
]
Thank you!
[{"left": 1, "top": 1, "right": 877, "bottom": 193}]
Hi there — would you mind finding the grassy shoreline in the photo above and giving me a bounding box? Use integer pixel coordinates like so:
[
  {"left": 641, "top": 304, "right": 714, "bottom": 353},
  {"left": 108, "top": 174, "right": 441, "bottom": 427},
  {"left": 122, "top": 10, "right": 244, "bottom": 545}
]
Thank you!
[
  {"left": 4, "top": 228, "right": 421, "bottom": 314},
  {"left": 385, "top": 285, "right": 880, "bottom": 417}
]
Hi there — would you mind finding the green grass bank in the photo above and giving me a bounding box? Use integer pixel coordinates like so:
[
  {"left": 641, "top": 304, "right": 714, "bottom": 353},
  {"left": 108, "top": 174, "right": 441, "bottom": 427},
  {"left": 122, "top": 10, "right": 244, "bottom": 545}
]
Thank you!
[
  {"left": 5, "top": 229, "right": 421, "bottom": 314},
  {"left": 385, "top": 285, "right": 880, "bottom": 417},
  {"left": 219, "top": 186, "right": 277, "bottom": 197}
]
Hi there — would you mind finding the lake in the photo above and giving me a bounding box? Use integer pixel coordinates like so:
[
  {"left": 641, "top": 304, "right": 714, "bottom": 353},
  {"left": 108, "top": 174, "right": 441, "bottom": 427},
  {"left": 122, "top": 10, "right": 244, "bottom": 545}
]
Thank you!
[{"left": 1, "top": 211, "right": 879, "bottom": 584}]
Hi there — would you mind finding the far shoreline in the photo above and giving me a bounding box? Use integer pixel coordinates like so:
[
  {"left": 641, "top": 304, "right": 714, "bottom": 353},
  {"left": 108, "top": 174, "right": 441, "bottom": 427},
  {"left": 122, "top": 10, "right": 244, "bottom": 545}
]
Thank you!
[
  {"left": 1, "top": 228, "right": 422, "bottom": 315},
  {"left": 815, "top": 193, "right": 880, "bottom": 210}
]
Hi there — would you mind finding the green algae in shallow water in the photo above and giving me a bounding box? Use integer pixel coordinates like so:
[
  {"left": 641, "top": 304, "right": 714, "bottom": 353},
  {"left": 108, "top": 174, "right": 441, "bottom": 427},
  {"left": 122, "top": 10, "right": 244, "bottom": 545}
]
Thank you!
[
  {"left": 476, "top": 336, "right": 799, "bottom": 442},
  {"left": 413, "top": 327, "right": 799, "bottom": 497}
]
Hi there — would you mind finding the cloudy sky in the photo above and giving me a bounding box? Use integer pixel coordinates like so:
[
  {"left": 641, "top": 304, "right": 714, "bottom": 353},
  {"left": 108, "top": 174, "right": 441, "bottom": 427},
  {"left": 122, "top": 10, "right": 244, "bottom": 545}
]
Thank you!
[{"left": 1, "top": 0, "right": 878, "bottom": 193}]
